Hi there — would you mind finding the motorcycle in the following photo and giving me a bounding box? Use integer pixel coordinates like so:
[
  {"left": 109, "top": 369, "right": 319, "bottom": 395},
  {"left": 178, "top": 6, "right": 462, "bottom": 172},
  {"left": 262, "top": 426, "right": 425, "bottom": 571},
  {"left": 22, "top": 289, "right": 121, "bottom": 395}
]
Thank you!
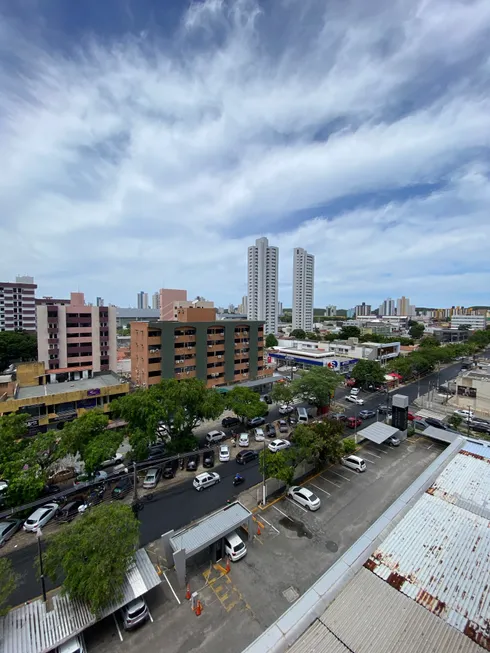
[{"left": 233, "top": 474, "right": 245, "bottom": 487}]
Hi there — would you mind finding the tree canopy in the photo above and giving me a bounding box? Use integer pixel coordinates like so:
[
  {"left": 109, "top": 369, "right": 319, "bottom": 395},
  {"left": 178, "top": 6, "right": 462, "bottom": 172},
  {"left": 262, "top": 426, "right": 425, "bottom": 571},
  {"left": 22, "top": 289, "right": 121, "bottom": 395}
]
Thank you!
[
  {"left": 339, "top": 325, "right": 361, "bottom": 339},
  {"left": 270, "top": 382, "right": 296, "bottom": 406},
  {"left": 419, "top": 335, "right": 440, "bottom": 348},
  {"left": 0, "top": 329, "right": 37, "bottom": 371},
  {"left": 351, "top": 360, "right": 385, "bottom": 388},
  {"left": 409, "top": 322, "right": 425, "bottom": 339},
  {"left": 112, "top": 378, "right": 225, "bottom": 457},
  {"left": 293, "top": 420, "right": 345, "bottom": 465},
  {"left": 259, "top": 449, "right": 295, "bottom": 488},
  {"left": 225, "top": 386, "right": 268, "bottom": 421},
  {"left": 0, "top": 558, "right": 18, "bottom": 616},
  {"left": 290, "top": 329, "right": 306, "bottom": 339},
  {"left": 43, "top": 503, "right": 140, "bottom": 616},
  {"left": 292, "top": 367, "right": 340, "bottom": 410},
  {"left": 265, "top": 333, "right": 278, "bottom": 348}
]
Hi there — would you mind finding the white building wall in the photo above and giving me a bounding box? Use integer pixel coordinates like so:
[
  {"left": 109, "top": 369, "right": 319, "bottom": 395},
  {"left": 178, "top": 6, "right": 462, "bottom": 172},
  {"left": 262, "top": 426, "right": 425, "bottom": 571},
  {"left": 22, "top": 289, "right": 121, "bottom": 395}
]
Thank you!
[
  {"left": 292, "top": 248, "right": 314, "bottom": 332},
  {"left": 247, "top": 237, "right": 278, "bottom": 335},
  {"left": 451, "top": 314, "right": 486, "bottom": 330}
]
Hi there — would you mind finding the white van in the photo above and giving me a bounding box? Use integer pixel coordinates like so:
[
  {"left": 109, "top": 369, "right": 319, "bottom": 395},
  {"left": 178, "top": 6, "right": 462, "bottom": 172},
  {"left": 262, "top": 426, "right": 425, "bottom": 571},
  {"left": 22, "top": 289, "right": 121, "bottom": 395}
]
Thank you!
[
  {"left": 296, "top": 407, "right": 308, "bottom": 424},
  {"left": 341, "top": 455, "right": 366, "bottom": 473},
  {"left": 224, "top": 531, "right": 247, "bottom": 561}
]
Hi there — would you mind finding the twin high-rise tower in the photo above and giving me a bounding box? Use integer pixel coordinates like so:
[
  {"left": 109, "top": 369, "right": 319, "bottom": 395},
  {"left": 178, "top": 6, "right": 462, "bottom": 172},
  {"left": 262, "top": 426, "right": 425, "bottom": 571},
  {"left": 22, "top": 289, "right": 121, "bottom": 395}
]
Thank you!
[{"left": 247, "top": 238, "right": 314, "bottom": 335}]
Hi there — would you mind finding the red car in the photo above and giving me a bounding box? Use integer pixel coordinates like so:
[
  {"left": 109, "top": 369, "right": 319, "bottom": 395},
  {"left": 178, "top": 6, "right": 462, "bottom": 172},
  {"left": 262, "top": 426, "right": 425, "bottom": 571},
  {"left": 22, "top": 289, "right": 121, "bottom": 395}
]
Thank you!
[
  {"left": 408, "top": 412, "right": 415, "bottom": 421},
  {"left": 347, "top": 417, "right": 362, "bottom": 429}
]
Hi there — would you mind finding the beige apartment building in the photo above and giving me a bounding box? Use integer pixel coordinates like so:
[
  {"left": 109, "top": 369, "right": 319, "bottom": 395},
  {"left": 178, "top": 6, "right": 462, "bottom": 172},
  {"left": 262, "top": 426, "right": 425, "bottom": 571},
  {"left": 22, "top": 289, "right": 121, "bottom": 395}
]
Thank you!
[
  {"left": 37, "top": 292, "right": 117, "bottom": 374},
  {"left": 131, "top": 306, "right": 271, "bottom": 388}
]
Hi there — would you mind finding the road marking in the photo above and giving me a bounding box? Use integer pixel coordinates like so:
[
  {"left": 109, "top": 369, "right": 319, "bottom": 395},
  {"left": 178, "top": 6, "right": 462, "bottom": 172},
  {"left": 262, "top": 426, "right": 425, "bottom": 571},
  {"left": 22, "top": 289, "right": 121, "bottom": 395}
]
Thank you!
[
  {"left": 113, "top": 613, "right": 123, "bottom": 642},
  {"left": 329, "top": 470, "right": 350, "bottom": 481},
  {"left": 320, "top": 475, "right": 341, "bottom": 487},
  {"left": 310, "top": 482, "right": 330, "bottom": 496},
  {"left": 259, "top": 515, "right": 280, "bottom": 534},
  {"left": 361, "top": 455, "right": 376, "bottom": 464},
  {"left": 163, "top": 571, "right": 181, "bottom": 605},
  {"left": 340, "top": 465, "right": 359, "bottom": 474},
  {"left": 286, "top": 497, "right": 308, "bottom": 512},
  {"left": 273, "top": 505, "right": 294, "bottom": 521},
  {"left": 426, "top": 444, "right": 433, "bottom": 450},
  {"left": 147, "top": 605, "right": 154, "bottom": 623},
  {"left": 362, "top": 449, "right": 381, "bottom": 458}
]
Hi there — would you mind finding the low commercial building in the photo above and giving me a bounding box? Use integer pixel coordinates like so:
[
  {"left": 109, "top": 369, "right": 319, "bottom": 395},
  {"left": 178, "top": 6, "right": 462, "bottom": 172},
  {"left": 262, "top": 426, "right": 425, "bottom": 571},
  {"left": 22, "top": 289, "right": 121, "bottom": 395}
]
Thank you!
[
  {"left": 451, "top": 314, "right": 486, "bottom": 330},
  {"left": 452, "top": 368, "right": 490, "bottom": 415},
  {"left": 0, "top": 362, "right": 129, "bottom": 435},
  {"left": 131, "top": 306, "right": 271, "bottom": 388},
  {"left": 432, "top": 327, "right": 470, "bottom": 343}
]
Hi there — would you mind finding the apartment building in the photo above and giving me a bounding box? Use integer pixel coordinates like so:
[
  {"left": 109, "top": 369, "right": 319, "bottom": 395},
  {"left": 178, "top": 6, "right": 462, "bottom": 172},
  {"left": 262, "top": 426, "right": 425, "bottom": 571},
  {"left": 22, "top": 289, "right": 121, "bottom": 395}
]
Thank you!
[
  {"left": 37, "top": 292, "right": 117, "bottom": 373},
  {"left": 0, "top": 275, "right": 37, "bottom": 332},
  {"left": 137, "top": 291, "right": 149, "bottom": 310},
  {"left": 158, "top": 288, "right": 187, "bottom": 320},
  {"left": 0, "top": 361, "right": 129, "bottom": 435},
  {"left": 355, "top": 302, "right": 371, "bottom": 317},
  {"left": 292, "top": 248, "right": 315, "bottom": 332},
  {"left": 247, "top": 237, "right": 279, "bottom": 335},
  {"left": 131, "top": 306, "right": 271, "bottom": 388},
  {"left": 378, "top": 298, "right": 395, "bottom": 316},
  {"left": 36, "top": 296, "right": 71, "bottom": 307}
]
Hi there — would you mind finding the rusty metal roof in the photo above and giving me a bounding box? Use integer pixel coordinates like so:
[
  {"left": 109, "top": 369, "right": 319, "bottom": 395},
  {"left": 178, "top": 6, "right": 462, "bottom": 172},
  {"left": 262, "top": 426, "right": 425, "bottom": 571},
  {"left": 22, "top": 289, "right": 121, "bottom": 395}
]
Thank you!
[{"left": 367, "top": 446, "right": 490, "bottom": 650}]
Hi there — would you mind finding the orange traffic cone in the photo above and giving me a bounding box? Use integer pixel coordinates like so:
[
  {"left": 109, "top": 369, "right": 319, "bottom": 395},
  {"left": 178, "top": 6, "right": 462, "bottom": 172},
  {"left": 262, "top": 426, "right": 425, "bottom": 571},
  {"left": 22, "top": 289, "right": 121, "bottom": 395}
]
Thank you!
[
  {"left": 195, "top": 600, "right": 202, "bottom": 616},
  {"left": 186, "top": 584, "right": 191, "bottom": 600},
  {"left": 226, "top": 557, "right": 231, "bottom": 573},
  {"left": 257, "top": 524, "right": 261, "bottom": 536}
]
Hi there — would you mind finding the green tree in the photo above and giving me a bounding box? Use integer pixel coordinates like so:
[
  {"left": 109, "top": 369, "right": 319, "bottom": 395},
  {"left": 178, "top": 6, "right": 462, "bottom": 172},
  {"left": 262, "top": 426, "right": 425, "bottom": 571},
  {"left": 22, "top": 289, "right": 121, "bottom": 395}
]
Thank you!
[
  {"left": 113, "top": 378, "right": 225, "bottom": 457},
  {"left": 339, "top": 325, "right": 361, "bottom": 339},
  {"left": 290, "top": 420, "right": 345, "bottom": 466},
  {"left": 290, "top": 329, "right": 306, "bottom": 339},
  {"left": 419, "top": 336, "right": 441, "bottom": 348},
  {"left": 0, "top": 329, "right": 37, "bottom": 371},
  {"left": 43, "top": 503, "right": 139, "bottom": 616},
  {"left": 259, "top": 449, "right": 295, "bottom": 488},
  {"left": 409, "top": 323, "right": 425, "bottom": 339},
  {"left": 225, "top": 386, "right": 268, "bottom": 422},
  {"left": 351, "top": 360, "right": 385, "bottom": 388},
  {"left": 1, "top": 459, "right": 46, "bottom": 507},
  {"left": 292, "top": 367, "right": 341, "bottom": 412},
  {"left": 448, "top": 414, "right": 463, "bottom": 430},
  {"left": 0, "top": 413, "right": 28, "bottom": 471},
  {"left": 342, "top": 437, "right": 357, "bottom": 455},
  {"left": 269, "top": 382, "right": 296, "bottom": 406},
  {"left": 265, "top": 333, "right": 278, "bottom": 348},
  {"left": 305, "top": 331, "right": 321, "bottom": 341},
  {"left": 0, "top": 558, "right": 18, "bottom": 616},
  {"left": 58, "top": 410, "right": 122, "bottom": 475}
]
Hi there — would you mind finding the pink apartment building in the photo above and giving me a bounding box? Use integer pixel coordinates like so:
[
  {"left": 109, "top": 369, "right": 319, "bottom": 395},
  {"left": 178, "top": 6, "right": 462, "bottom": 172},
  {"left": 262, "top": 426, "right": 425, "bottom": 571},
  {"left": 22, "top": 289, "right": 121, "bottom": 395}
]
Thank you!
[
  {"left": 37, "top": 292, "right": 117, "bottom": 373},
  {"left": 159, "top": 288, "right": 187, "bottom": 321}
]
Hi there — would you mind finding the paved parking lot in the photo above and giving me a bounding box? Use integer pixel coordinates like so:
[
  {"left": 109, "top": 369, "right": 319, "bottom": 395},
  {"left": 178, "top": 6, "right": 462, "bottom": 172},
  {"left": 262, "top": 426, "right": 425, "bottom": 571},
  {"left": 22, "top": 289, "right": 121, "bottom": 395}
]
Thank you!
[{"left": 84, "top": 434, "right": 445, "bottom": 653}]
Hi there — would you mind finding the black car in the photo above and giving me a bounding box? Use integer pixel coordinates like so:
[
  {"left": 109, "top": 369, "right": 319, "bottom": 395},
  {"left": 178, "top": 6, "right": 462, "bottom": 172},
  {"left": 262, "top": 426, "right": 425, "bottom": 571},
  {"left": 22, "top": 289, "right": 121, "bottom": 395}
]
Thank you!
[
  {"left": 57, "top": 500, "right": 84, "bottom": 523},
  {"left": 163, "top": 459, "right": 179, "bottom": 478},
  {"left": 424, "top": 417, "right": 446, "bottom": 429},
  {"left": 262, "top": 394, "right": 272, "bottom": 404},
  {"left": 222, "top": 416, "right": 241, "bottom": 428},
  {"left": 186, "top": 453, "right": 199, "bottom": 472},
  {"left": 247, "top": 416, "right": 266, "bottom": 428},
  {"left": 471, "top": 423, "right": 490, "bottom": 434},
  {"left": 236, "top": 450, "right": 259, "bottom": 465},
  {"left": 377, "top": 405, "right": 391, "bottom": 414},
  {"left": 330, "top": 413, "right": 347, "bottom": 422},
  {"left": 203, "top": 450, "right": 215, "bottom": 468},
  {"left": 112, "top": 476, "right": 133, "bottom": 500},
  {"left": 265, "top": 424, "right": 277, "bottom": 438}
]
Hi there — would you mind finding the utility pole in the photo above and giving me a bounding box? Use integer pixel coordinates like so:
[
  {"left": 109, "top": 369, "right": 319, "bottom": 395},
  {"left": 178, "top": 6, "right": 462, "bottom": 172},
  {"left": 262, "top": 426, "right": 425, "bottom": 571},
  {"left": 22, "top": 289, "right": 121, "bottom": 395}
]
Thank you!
[
  {"left": 133, "top": 463, "right": 139, "bottom": 503},
  {"left": 36, "top": 529, "right": 47, "bottom": 602},
  {"left": 261, "top": 437, "right": 267, "bottom": 505}
]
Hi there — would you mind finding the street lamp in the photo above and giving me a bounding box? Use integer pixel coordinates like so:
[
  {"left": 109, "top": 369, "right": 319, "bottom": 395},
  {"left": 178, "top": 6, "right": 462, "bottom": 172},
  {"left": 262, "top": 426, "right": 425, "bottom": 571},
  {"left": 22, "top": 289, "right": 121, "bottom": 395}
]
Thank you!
[
  {"left": 36, "top": 528, "right": 47, "bottom": 603},
  {"left": 261, "top": 436, "right": 267, "bottom": 506}
]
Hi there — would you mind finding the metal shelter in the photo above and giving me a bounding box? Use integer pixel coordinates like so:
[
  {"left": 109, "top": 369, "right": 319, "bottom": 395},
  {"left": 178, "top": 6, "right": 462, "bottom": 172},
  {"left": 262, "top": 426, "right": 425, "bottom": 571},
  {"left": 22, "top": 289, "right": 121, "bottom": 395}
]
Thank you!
[
  {"left": 162, "top": 501, "right": 254, "bottom": 587},
  {"left": 0, "top": 548, "right": 161, "bottom": 653},
  {"left": 421, "top": 426, "right": 460, "bottom": 444},
  {"left": 358, "top": 421, "right": 400, "bottom": 445}
]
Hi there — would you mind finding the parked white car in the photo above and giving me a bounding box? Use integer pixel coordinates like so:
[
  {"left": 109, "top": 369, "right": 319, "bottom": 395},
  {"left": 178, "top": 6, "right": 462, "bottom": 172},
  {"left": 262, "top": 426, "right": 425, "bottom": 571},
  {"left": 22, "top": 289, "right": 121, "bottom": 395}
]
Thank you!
[
  {"left": 193, "top": 472, "right": 221, "bottom": 491},
  {"left": 268, "top": 439, "right": 291, "bottom": 453},
  {"left": 23, "top": 503, "right": 59, "bottom": 532},
  {"left": 219, "top": 445, "right": 230, "bottom": 462},
  {"left": 254, "top": 428, "right": 265, "bottom": 442},
  {"left": 238, "top": 433, "right": 249, "bottom": 447},
  {"left": 350, "top": 387, "right": 360, "bottom": 396},
  {"left": 278, "top": 404, "right": 294, "bottom": 415},
  {"left": 287, "top": 486, "right": 321, "bottom": 511},
  {"left": 454, "top": 409, "right": 474, "bottom": 419},
  {"left": 205, "top": 430, "right": 226, "bottom": 444},
  {"left": 346, "top": 395, "right": 364, "bottom": 405}
]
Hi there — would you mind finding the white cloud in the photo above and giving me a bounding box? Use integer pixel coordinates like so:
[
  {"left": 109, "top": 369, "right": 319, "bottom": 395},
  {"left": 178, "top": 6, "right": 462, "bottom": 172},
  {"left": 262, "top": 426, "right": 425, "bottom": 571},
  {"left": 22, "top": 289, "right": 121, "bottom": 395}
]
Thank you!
[{"left": 0, "top": 0, "right": 489, "bottom": 308}]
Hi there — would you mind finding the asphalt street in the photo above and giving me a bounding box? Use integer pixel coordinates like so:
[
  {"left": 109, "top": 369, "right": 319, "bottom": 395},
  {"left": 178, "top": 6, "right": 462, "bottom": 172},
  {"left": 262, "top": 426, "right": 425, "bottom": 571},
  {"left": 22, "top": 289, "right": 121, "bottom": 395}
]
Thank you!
[{"left": 3, "top": 361, "right": 463, "bottom": 608}]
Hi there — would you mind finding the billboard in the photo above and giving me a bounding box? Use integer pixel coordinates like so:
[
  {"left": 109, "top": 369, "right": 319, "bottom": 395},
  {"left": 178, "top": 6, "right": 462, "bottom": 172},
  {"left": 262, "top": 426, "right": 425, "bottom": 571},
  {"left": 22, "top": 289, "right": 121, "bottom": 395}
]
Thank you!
[{"left": 457, "top": 385, "right": 477, "bottom": 398}]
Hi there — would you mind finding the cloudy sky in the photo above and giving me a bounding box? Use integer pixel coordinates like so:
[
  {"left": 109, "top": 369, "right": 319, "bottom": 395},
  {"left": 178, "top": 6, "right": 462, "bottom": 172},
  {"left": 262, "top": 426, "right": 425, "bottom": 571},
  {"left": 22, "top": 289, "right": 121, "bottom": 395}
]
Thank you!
[{"left": 1, "top": 0, "right": 489, "bottom": 310}]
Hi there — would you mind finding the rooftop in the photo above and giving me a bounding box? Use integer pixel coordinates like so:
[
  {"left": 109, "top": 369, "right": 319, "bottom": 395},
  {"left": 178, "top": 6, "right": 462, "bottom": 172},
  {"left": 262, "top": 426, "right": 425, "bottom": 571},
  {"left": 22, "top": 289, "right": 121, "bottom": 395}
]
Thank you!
[
  {"left": 17, "top": 373, "right": 125, "bottom": 400},
  {"left": 244, "top": 437, "right": 490, "bottom": 653},
  {"left": 115, "top": 307, "right": 160, "bottom": 318}
]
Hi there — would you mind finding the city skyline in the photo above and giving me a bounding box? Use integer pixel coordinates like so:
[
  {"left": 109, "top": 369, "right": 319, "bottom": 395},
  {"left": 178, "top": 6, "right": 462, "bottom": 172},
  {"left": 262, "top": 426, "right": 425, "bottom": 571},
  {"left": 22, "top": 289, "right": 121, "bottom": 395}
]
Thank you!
[{"left": 0, "top": 1, "right": 489, "bottom": 308}]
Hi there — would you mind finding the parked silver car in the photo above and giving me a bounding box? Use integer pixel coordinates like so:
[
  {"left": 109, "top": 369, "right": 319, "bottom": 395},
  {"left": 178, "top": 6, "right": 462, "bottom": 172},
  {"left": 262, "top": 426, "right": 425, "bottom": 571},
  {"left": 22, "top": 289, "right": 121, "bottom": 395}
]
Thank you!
[
  {"left": 23, "top": 503, "right": 59, "bottom": 532},
  {"left": 143, "top": 467, "right": 162, "bottom": 489},
  {"left": 0, "top": 519, "right": 22, "bottom": 547},
  {"left": 120, "top": 597, "right": 149, "bottom": 630}
]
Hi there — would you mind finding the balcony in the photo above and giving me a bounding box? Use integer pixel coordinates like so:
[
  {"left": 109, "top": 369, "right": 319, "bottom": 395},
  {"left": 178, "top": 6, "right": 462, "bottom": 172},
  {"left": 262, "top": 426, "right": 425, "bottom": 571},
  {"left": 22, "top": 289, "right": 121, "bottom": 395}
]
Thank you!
[
  {"left": 148, "top": 362, "right": 161, "bottom": 373},
  {"left": 207, "top": 355, "right": 225, "bottom": 365},
  {"left": 207, "top": 343, "right": 225, "bottom": 353}
]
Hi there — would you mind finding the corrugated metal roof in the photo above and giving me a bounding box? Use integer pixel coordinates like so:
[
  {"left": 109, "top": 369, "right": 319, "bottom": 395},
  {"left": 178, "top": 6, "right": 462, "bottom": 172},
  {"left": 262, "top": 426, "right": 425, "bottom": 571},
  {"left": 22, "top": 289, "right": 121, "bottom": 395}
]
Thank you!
[
  {"left": 358, "top": 421, "right": 399, "bottom": 444},
  {"left": 319, "top": 567, "right": 481, "bottom": 653},
  {"left": 367, "top": 452, "right": 490, "bottom": 651},
  {"left": 0, "top": 548, "right": 161, "bottom": 653},
  {"left": 421, "top": 425, "right": 460, "bottom": 444},
  {"left": 288, "top": 621, "right": 349, "bottom": 653},
  {"left": 170, "top": 501, "right": 252, "bottom": 555},
  {"left": 462, "top": 439, "right": 490, "bottom": 460}
]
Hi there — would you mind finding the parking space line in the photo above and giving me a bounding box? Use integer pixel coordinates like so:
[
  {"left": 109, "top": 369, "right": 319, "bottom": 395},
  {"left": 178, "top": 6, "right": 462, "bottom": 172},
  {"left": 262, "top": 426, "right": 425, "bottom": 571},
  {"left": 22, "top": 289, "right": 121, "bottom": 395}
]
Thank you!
[
  {"left": 147, "top": 605, "right": 154, "bottom": 623},
  {"left": 340, "top": 465, "right": 359, "bottom": 474},
  {"left": 361, "top": 455, "right": 376, "bottom": 464},
  {"left": 163, "top": 571, "right": 181, "bottom": 605},
  {"left": 310, "top": 482, "right": 330, "bottom": 496},
  {"left": 259, "top": 515, "right": 280, "bottom": 534},
  {"left": 286, "top": 497, "right": 308, "bottom": 513},
  {"left": 320, "top": 475, "right": 341, "bottom": 487},
  {"left": 329, "top": 470, "right": 350, "bottom": 481},
  {"left": 273, "top": 505, "right": 294, "bottom": 521},
  {"left": 362, "top": 449, "right": 381, "bottom": 458},
  {"left": 113, "top": 613, "right": 123, "bottom": 642}
]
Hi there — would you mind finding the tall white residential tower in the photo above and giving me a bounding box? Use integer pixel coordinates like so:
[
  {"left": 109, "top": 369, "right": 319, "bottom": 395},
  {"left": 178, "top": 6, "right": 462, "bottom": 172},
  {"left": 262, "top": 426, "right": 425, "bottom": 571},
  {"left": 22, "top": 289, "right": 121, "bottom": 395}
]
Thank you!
[
  {"left": 247, "top": 237, "right": 279, "bottom": 335},
  {"left": 292, "top": 248, "right": 315, "bottom": 332}
]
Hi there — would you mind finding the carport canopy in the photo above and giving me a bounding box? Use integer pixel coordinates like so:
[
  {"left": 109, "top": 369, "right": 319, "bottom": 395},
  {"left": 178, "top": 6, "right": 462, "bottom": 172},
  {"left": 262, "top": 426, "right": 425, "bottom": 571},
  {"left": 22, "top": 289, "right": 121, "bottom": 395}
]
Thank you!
[
  {"left": 358, "top": 421, "right": 400, "bottom": 444},
  {"left": 162, "top": 501, "right": 254, "bottom": 587}
]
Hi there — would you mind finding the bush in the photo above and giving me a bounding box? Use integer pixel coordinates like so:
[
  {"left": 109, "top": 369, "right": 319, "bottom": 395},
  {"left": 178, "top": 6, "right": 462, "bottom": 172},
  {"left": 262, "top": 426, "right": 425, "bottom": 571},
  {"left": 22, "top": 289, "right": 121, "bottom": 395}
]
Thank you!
[{"left": 342, "top": 438, "right": 357, "bottom": 455}]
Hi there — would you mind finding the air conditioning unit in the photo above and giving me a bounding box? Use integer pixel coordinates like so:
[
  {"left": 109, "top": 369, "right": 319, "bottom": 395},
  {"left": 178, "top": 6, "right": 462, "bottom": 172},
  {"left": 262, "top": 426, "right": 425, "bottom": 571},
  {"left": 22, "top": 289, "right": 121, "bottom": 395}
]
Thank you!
[{"left": 218, "top": 355, "right": 222, "bottom": 359}]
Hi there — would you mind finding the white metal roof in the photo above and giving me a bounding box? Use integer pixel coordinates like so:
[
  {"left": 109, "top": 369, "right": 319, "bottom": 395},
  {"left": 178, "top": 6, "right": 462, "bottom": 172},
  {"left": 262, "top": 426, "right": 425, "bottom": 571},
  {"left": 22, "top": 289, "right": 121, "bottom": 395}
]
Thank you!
[
  {"left": 170, "top": 501, "right": 252, "bottom": 555},
  {"left": 358, "top": 421, "right": 399, "bottom": 444},
  {"left": 0, "top": 549, "right": 160, "bottom": 653}
]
